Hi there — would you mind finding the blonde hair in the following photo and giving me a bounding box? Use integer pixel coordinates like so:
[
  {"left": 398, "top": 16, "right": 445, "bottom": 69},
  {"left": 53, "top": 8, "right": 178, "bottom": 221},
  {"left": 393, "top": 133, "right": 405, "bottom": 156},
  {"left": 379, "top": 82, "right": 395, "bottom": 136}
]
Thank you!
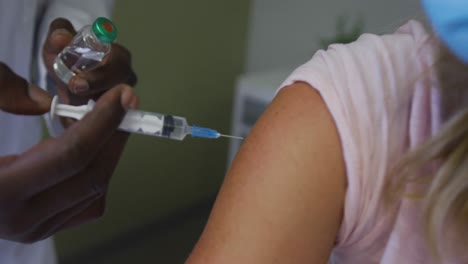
[{"left": 387, "top": 42, "right": 468, "bottom": 260}]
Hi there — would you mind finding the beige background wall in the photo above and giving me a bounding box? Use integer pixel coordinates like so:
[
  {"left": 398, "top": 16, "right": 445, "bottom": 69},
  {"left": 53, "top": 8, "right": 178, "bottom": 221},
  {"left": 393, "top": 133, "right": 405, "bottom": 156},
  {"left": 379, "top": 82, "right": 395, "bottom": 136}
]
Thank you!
[{"left": 245, "top": 0, "right": 423, "bottom": 73}]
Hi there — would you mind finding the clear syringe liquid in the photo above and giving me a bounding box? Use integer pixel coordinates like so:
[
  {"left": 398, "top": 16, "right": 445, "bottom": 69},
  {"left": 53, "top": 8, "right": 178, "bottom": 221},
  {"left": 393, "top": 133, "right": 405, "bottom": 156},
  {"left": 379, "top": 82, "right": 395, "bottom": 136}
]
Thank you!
[{"left": 119, "top": 110, "right": 191, "bottom": 140}]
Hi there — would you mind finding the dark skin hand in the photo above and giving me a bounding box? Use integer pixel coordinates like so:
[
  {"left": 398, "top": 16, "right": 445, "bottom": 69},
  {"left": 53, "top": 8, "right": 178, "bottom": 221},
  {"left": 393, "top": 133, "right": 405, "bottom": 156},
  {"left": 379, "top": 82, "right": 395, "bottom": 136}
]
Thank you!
[
  {"left": 0, "top": 18, "right": 138, "bottom": 243},
  {"left": 43, "top": 18, "right": 137, "bottom": 107}
]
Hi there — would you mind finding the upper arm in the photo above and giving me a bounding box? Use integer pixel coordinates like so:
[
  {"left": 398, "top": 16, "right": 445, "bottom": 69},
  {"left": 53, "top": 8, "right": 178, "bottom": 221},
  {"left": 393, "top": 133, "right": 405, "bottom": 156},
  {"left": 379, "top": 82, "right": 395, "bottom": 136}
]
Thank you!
[{"left": 187, "top": 82, "right": 347, "bottom": 264}]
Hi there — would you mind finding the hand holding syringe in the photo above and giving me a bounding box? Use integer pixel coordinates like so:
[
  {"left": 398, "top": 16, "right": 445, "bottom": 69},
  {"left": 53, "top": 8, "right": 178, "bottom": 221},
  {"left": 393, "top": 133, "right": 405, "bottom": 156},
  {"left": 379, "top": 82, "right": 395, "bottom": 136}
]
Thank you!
[{"left": 50, "top": 96, "right": 243, "bottom": 141}]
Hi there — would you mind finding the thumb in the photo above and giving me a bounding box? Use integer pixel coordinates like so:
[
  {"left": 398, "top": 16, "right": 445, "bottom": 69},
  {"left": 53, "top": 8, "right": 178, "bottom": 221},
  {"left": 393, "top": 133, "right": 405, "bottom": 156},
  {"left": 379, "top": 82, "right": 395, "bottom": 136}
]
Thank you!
[{"left": 58, "top": 85, "right": 137, "bottom": 151}]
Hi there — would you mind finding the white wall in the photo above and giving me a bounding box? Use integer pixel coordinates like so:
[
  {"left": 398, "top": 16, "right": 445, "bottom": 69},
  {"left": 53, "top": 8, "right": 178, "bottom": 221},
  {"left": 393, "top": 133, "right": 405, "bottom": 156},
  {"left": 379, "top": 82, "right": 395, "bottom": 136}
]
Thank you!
[{"left": 245, "top": 0, "right": 424, "bottom": 74}]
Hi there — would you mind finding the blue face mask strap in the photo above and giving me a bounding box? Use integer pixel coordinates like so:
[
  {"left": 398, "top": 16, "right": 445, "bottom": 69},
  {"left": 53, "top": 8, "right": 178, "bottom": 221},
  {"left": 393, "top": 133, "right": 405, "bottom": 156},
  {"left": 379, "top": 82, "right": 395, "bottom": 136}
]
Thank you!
[{"left": 423, "top": 0, "right": 468, "bottom": 63}]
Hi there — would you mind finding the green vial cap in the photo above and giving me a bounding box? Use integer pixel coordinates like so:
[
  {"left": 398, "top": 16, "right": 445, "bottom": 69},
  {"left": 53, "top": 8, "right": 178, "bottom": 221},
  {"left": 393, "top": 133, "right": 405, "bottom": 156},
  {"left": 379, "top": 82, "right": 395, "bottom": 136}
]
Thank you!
[{"left": 92, "top": 17, "right": 118, "bottom": 43}]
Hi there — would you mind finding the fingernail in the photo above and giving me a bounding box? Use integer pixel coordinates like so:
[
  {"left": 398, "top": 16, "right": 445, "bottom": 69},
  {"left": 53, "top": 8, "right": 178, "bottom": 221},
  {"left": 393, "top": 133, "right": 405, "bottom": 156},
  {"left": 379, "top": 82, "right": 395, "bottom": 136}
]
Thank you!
[
  {"left": 129, "top": 96, "right": 139, "bottom": 109},
  {"left": 51, "top": 28, "right": 72, "bottom": 40},
  {"left": 120, "top": 87, "right": 135, "bottom": 110},
  {"left": 70, "top": 77, "right": 89, "bottom": 94}
]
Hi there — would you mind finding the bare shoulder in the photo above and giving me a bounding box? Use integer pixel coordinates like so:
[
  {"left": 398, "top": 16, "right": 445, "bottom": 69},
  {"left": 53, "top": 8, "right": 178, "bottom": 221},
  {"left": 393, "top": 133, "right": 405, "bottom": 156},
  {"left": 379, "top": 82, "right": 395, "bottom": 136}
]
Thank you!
[{"left": 187, "top": 82, "right": 347, "bottom": 264}]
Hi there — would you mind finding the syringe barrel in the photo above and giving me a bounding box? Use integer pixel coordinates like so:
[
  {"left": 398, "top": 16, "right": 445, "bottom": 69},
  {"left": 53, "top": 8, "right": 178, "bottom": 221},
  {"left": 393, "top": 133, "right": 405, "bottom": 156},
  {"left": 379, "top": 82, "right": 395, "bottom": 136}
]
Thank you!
[{"left": 118, "top": 110, "right": 190, "bottom": 140}]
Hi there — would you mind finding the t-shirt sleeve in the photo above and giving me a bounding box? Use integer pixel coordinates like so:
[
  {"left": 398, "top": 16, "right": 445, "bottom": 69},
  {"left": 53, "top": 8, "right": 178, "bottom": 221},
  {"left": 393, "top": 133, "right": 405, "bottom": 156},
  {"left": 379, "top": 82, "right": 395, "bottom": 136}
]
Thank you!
[{"left": 278, "top": 20, "right": 428, "bottom": 251}]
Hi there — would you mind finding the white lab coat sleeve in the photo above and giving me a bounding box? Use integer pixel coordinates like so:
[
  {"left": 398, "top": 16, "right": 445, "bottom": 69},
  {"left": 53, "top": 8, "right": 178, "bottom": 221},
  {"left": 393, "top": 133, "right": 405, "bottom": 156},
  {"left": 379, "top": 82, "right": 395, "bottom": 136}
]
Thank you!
[{"left": 36, "top": 0, "right": 114, "bottom": 137}]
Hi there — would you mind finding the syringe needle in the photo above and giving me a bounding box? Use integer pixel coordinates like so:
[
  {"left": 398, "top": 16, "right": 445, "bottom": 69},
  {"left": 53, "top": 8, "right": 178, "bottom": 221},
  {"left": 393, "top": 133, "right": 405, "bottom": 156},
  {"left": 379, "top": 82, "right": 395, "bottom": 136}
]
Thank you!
[{"left": 219, "top": 134, "right": 244, "bottom": 140}]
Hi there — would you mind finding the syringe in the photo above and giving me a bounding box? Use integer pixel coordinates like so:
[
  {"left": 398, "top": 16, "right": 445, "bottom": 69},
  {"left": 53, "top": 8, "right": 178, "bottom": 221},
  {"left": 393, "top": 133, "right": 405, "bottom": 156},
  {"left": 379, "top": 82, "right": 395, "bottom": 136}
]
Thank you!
[{"left": 50, "top": 96, "right": 243, "bottom": 141}]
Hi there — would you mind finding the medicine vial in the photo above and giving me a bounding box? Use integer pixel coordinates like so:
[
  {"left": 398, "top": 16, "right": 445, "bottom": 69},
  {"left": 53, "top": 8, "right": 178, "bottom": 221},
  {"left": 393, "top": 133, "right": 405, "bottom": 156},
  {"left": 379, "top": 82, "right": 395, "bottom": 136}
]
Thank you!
[{"left": 53, "top": 17, "right": 117, "bottom": 84}]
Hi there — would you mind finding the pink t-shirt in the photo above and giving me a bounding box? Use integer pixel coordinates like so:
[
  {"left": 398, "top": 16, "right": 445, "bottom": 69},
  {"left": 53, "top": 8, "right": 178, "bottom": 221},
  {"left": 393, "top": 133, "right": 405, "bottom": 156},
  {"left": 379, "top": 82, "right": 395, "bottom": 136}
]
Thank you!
[{"left": 281, "top": 20, "right": 465, "bottom": 263}]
